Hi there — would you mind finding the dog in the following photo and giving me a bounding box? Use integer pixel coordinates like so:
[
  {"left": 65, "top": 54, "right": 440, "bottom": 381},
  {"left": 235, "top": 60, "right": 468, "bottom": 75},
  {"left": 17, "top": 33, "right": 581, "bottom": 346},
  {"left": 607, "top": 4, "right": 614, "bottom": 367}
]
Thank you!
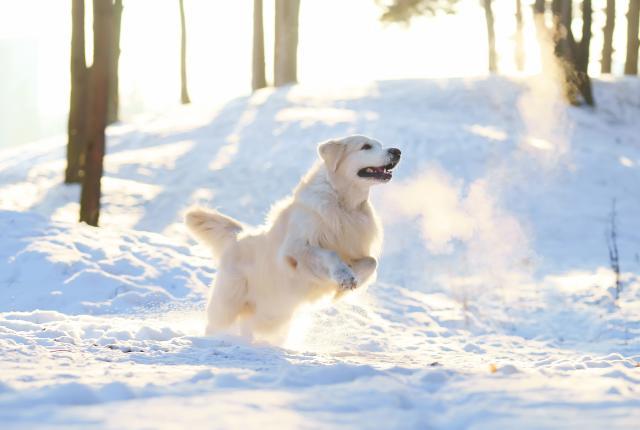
[{"left": 185, "top": 135, "right": 401, "bottom": 342}]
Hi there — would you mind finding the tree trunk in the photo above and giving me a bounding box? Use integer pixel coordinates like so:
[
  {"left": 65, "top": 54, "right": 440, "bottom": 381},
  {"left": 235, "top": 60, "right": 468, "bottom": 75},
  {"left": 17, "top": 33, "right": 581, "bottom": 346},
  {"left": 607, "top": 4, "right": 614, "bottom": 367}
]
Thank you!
[
  {"left": 482, "top": 0, "right": 497, "bottom": 73},
  {"left": 515, "top": 0, "right": 524, "bottom": 71},
  {"left": 274, "top": 0, "right": 300, "bottom": 86},
  {"left": 107, "top": 0, "right": 122, "bottom": 124},
  {"left": 551, "top": 0, "right": 579, "bottom": 103},
  {"left": 252, "top": 0, "right": 267, "bottom": 91},
  {"left": 625, "top": 0, "right": 640, "bottom": 74},
  {"left": 551, "top": 0, "right": 594, "bottom": 106},
  {"left": 601, "top": 0, "right": 615, "bottom": 73},
  {"left": 577, "top": 0, "right": 594, "bottom": 105},
  {"left": 80, "top": 0, "right": 112, "bottom": 226},
  {"left": 179, "top": 0, "right": 191, "bottom": 103},
  {"left": 66, "top": 0, "right": 88, "bottom": 184},
  {"left": 551, "top": 0, "right": 575, "bottom": 61}
]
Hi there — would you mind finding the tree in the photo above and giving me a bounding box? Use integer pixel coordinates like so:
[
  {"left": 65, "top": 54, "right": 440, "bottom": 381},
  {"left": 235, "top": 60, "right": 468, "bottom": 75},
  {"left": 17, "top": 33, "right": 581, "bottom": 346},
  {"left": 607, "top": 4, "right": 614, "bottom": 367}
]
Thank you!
[
  {"left": 179, "top": 0, "right": 191, "bottom": 103},
  {"left": 625, "top": 0, "right": 640, "bottom": 74},
  {"left": 80, "top": 0, "right": 113, "bottom": 226},
  {"left": 601, "top": 0, "right": 615, "bottom": 73},
  {"left": 274, "top": 0, "right": 300, "bottom": 86},
  {"left": 550, "top": 0, "right": 594, "bottom": 105},
  {"left": 252, "top": 0, "right": 267, "bottom": 91},
  {"left": 515, "top": 0, "right": 524, "bottom": 71},
  {"left": 66, "top": 0, "right": 88, "bottom": 184},
  {"left": 107, "top": 0, "right": 122, "bottom": 124},
  {"left": 576, "top": 0, "right": 594, "bottom": 105},
  {"left": 482, "top": 0, "right": 497, "bottom": 73}
]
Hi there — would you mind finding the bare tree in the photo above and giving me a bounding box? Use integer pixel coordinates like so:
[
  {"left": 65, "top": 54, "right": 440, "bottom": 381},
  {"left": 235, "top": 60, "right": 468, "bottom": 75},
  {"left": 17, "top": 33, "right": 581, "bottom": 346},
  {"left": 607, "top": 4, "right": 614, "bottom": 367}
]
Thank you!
[
  {"left": 625, "top": 0, "right": 640, "bottom": 74},
  {"left": 574, "top": 0, "right": 594, "bottom": 105},
  {"left": 66, "top": 0, "right": 88, "bottom": 184},
  {"left": 179, "top": 0, "right": 191, "bottom": 103},
  {"left": 107, "top": 0, "right": 122, "bottom": 124},
  {"left": 253, "top": 0, "right": 267, "bottom": 91},
  {"left": 601, "top": 0, "right": 615, "bottom": 73},
  {"left": 482, "top": 0, "right": 497, "bottom": 73},
  {"left": 274, "top": 0, "right": 300, "bottom": 86},
  {"left": 80, "top": 0, "right": 113, "bottom": 226},
  {"left": 551, "top": 0, "right": 594, "bottom": 105},
  {"left": 515, "top": 0, "right": 524, "bottom": 71}
]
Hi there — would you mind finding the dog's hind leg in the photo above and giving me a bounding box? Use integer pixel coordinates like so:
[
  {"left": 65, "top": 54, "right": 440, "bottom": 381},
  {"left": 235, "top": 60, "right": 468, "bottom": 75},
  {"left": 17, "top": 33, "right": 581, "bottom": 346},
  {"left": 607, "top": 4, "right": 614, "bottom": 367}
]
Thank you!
[{"left": 205, "top": 271, "right": 248, "bottom": 336}]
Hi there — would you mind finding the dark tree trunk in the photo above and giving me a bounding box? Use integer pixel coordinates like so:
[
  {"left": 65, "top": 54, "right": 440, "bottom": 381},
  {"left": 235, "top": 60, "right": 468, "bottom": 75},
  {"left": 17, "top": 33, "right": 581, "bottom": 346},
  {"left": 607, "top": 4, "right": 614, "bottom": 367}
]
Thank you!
[
  {"left": 179, "top": 0, "right": 191, "bottom": 103},
  {"left": 107, "top": 0, "right": 122, "bottom": 124},
  {"left": 534, "top": 0, "right": 544, "bottom": 14},
  {"left": 252, "top": 0, "right": 267, "bottom": 91},
  {"left": 601, "top": 0, "right": 615, "bottom": 73},
  {"left": 551, "top": 0, "right": 579, "bottom": 104},
  {"left": 515, "top": 0, "right": 524, "bottom": 71},
  {"left": 550, "top": 0, "right": 594, "bottom": 105},
  {"left": 576, "top": 0, "right": 594, "bottom": 105},
  {"left": 80, "top": 0, "right": 112, "bottom": 226},
  {"left": 274, "top": 0, "right": 300, "bottom": 86},
  {"left": 66, "top": 0, "right": 88, "bottom": 184},
  {"left": 625, "top": 0, "right": 640, "bottom": 74},
  {"left": 551, "top": 0, "right": 575, "bottom": 62}
]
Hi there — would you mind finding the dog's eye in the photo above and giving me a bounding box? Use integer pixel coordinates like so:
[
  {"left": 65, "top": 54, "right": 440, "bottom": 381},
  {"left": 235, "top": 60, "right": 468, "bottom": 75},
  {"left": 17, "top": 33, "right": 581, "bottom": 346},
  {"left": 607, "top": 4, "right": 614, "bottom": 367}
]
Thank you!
[{"left": 361, "top": 144, "right": 372, "bottom": 150}]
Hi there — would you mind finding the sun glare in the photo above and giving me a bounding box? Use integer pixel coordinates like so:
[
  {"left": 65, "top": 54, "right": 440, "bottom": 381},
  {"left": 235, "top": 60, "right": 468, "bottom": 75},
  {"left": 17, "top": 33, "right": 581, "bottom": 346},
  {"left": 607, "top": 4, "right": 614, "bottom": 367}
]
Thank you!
[{"left": 0, "top": 0, "right": 634, "bottom": 148}]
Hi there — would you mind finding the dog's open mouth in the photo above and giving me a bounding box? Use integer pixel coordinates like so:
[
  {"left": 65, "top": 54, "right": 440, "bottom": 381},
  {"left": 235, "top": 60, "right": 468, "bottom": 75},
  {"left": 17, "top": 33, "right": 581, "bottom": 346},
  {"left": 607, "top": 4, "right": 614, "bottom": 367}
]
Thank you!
[{"left": 357, "top": 161, "right": 398, "bottom": 181}]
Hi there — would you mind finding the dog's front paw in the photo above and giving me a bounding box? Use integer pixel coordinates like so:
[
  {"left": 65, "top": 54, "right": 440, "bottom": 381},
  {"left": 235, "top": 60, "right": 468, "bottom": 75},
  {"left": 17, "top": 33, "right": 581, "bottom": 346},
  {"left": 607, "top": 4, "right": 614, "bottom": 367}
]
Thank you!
[{"left": 333, "top": 265, "right": 358, "bottom": 290}]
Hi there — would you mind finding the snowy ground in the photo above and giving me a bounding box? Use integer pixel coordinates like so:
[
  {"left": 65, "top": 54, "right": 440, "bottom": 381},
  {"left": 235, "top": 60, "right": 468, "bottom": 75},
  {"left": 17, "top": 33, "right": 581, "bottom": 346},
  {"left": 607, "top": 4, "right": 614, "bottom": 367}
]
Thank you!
[{"left": 1, "top": 77, "right": 639, "bottom": 429}]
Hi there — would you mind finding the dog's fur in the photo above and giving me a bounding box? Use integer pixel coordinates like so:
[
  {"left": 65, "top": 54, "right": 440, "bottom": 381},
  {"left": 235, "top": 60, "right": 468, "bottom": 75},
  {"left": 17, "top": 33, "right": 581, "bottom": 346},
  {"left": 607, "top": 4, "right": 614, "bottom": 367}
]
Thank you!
[{"left": 185, "top": 135, "right": 401, "bottom": 342}]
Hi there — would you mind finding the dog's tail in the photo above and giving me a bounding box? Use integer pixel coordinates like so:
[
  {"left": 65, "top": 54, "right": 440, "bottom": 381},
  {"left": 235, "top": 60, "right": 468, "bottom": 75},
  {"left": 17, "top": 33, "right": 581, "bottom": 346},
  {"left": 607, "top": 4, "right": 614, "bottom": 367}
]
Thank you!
[{"left": 184, "top": 207, "right": 244, "bottom": 260}]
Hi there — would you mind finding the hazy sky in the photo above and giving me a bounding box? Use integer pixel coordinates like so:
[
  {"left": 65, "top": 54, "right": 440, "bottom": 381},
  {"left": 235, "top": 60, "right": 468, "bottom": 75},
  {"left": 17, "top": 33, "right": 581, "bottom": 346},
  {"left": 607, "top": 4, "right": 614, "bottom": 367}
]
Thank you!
[{"left": 0, "top": 0, "right": 633, "bottom": 148}]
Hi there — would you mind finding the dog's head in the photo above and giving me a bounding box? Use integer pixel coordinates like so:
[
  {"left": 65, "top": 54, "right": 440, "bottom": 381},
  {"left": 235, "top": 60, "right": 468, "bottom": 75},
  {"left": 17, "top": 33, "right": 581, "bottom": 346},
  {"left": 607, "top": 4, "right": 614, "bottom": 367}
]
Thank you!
[{"left": 318, "top": 135, "right": 401, "bottom": 186}]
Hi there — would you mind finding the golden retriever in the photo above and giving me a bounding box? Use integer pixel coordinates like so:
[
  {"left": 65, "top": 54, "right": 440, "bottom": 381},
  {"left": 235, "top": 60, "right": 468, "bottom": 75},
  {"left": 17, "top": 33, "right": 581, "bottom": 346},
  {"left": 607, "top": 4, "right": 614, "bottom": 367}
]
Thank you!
[{"left": 185, "top": 135, "right": 401, "bottom": 342}]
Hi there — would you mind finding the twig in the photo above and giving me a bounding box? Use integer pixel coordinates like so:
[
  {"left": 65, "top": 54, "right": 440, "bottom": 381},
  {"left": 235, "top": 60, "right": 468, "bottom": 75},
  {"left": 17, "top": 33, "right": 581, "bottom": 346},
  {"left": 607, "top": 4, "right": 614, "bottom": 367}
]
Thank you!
[{"left": 606, "top": 198, "right": 621, "bottom": 299}]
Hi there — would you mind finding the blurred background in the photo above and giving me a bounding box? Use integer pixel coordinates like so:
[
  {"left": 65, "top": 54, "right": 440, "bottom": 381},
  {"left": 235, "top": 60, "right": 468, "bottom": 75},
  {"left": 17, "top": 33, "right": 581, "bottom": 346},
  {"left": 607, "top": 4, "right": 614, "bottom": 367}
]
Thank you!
[{"left": 0, "top": 0, "right": 636, "bottom": 149}]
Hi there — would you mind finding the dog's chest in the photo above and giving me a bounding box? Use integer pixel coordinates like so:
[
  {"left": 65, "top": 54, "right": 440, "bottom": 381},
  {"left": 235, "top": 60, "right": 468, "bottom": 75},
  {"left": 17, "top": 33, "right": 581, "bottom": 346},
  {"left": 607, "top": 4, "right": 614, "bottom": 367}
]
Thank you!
[{"left": 319, "top": 206, "right": 377, "bottom": 260}]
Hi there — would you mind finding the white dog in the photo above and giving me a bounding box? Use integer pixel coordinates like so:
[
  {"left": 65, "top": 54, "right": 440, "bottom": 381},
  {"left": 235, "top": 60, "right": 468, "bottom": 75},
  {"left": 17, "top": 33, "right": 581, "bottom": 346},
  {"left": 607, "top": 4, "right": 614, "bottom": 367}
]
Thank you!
[{"left": 185, "top": 135, "right": 401, "bottom": 342}]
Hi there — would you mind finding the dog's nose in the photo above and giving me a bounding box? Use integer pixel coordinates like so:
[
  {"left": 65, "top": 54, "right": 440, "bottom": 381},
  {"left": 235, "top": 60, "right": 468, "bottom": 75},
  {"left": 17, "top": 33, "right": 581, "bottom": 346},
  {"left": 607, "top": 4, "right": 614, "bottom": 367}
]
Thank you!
[{"left": 388, "top": 148, "right": 401, "bottom": 159}]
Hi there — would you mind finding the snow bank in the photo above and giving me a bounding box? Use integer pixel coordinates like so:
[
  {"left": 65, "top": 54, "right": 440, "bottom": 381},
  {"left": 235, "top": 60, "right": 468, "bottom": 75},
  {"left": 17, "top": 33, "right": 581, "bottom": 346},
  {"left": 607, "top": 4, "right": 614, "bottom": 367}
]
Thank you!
[
  {"left": 1, "top": 77, "right": 639, "bottom": 429},
  {"left": 0, "top": 210, "right": 211, "bottom": 315}
]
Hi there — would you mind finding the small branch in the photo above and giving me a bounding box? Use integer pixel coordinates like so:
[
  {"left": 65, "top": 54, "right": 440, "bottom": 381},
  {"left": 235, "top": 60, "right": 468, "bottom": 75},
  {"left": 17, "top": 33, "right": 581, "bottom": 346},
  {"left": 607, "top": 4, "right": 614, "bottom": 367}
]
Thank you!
[{"left": 606, "top": 198, "right": 621, "bottom": 299}]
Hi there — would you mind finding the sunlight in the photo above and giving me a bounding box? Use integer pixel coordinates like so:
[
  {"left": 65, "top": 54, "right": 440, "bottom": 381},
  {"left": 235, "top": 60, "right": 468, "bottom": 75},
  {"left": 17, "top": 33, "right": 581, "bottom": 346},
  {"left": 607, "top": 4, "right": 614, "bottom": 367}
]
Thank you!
[
  {"left": 106, "top": 140, "right": 196, "bottom": 174},
  {"left": 467, "top": 124, "right": 508, "bottom": 141},
  {"left": 619, "top": 156, "right": 634, "bottom": 167},
  {"left": 1, "top": 1, "right": 640, "bottom": 427},
  {"left": 275, "top": 107, "right": 359, "bottom": 127},
  {"left": 2, "top": 0, "right": 634, "bottom": 147},
  {"left": 524, "top": 136, "right": 554, "bottom": 151}
]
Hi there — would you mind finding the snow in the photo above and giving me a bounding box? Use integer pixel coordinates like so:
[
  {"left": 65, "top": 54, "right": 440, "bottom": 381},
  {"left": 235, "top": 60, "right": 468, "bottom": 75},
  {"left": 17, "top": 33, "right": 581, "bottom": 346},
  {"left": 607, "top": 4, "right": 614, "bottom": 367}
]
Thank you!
[{"left": 1, "top": 77, "right": 640, "bottom": 429}]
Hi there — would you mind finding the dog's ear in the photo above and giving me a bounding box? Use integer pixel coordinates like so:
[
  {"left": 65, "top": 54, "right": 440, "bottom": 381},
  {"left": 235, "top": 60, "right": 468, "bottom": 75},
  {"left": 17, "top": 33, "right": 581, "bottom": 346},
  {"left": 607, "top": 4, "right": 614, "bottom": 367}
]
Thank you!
[{"left": 318, "top": 140, "right": 346, "bottom": 172}]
